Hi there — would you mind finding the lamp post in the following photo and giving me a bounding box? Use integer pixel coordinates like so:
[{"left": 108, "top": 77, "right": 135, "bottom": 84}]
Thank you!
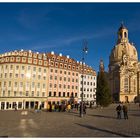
[{"left": 80, "top": 40, "right": 88, "bottom": 118}]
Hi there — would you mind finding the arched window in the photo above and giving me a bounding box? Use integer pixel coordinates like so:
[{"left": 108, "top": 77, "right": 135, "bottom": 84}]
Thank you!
[
  {"left": 124, "top": 77, "right": 129, "bottom": 92},
  {"left": 124, "top": 32, "right": 127, "bottom": 38}
]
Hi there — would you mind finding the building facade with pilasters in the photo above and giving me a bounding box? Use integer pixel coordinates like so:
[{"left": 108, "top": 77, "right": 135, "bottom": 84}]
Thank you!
[{"left": 0, "top": 50, "right": 96, "bottom": 110}]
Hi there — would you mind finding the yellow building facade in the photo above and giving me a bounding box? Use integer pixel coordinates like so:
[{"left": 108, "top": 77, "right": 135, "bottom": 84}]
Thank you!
[
  {"left": 0, "top": 50, "right": 96, "bottom": 110},
  {"left": 109, "top": 24, "right": 140, "bottom": 103}
]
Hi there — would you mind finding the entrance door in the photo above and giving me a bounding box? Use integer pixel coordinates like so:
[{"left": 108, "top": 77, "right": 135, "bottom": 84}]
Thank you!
[
  {"left": 1, "top": 102, "right": 5, "bottom": 110},
  {"left": 30, "top": 102, "right": 34, "bottom": 109},
  {"left": 25, "top": 102, "right": 29, "bottom": 109}
]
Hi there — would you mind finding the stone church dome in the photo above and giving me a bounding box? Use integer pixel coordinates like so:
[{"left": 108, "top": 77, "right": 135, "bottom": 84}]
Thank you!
[{"left": 110, "top": 24, "right": 138, "bottom": 64}]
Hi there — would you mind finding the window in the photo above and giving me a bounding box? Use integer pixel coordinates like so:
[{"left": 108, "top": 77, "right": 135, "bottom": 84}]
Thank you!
[
  {"left": 15, "top": 82, "right": 18, "bottom": 87},
  {"left": 50, "top": 83, "right": 52, "bottom": 88},
  {"left": 22, "top": 66, "right": 25, "bottom": 70},
  {"left": 55, "top": 70, "right": 57, "bottom": 73},
  {"left": 64, "top": 77, "right": 66, "bottom": 81},
  {"left": 39, "top": 68, "right": 41, "bottom": 72},
  {"left": 49, "top": 92, "right": 52, "bottom": 96},
  {"left": 54, "top": 84, "right": 57, "bottom": 88},
  {"left": 50, "top": 75, "right": 53, "bottom": 80},
  {"left": 124, "top": 77, "right": 129, "bottom": 92},
  {"left": 3, "top": 73, "right": 6, "bottom": 78},
  {"left": 64, "top": 71, "right": 66, "bottom": 74},
  {"left": 16, "top": 65, "right": 19, "bottom": 70},
  {"left": 33, "top": 67, "right": 36, "bottom": 71},
  {"left": 32, "top": 91, "right": 34, "bottom": 97},
  {"left": 64, "top": 85, "right": 66, "bottom": 89},
  {"left": 15, "top": 74, "right": 18, "bottom": 78},
  {"left": 20, "top": 91, "right": 22, "bottom": 96},
  {"left": 55, "top": 76, "right": 57, "bottom": 80},
  {"left": 38, "top": 83, "right": 40, "bottom": 88},
  {"left": 43, "top": 76, "right": 46, "bottom": 80},
  {"left": 38, "top": 75, "right": 41, "bottom": 80},
  {"left": 32, "top": 82, "right": 35, "bottom": 88},
  {"left": 60, "top": 77, "right": 62, "bottom": 81},
  {"left": 26, "top": 91, "right": 29, "bottom": 96},
  {"left": 43, "top": 84, "right": 46, "bottom": 89},
  {"left": 124, "top": 32, "right": 127, "bottom": 38},
  {"left": 60, "top": 70, "right": 62, "bottom": 74},
  {"left": 42, "top": 92, "right": 45, "bottom": 97},
  {"left": 59, "top": 84, "right": 61, "bottom": 88},
  {"left": 54, "top": 92, "right": 56, "bottom": 97},
  {"left": 8, "top": 90, "right": 10, "bottom": 96},
  {"left": 75, "top": 93, "right": 77, "bottom": 97},
  {"left": 10, "top": 65, "right": 13, "bottom": 69},
  {"left": 14, "top": 91, "right": 17, "bottom": 96},
  {"left": 67, "top": 92, "right": 69, "bottom": 97},
  {"left": 63, "top": 92, "right": 65, "bottom": 97},
  {"left": 50, "top": 69, "right": 53, "bottom": 72},
  {"left": 44, "top": 69, "right": 46, "bottom": 73},
  {"left": 20, "top": 82, "right": 23, "bottom": 87},
  {"left": 28, "top": 66, "right": 30, "bottom": 70},
  {"left": 59, "top": 92, "right": 61, "bottom": 97},
  {"left": 9, "top": 81, "right": 11, "bottom": 87},
  {"left": 71, "top": 92, "right": 74, "bottom": 97},
  {"left": 37, "top": 91, "right": 39, "bottom": 96}
]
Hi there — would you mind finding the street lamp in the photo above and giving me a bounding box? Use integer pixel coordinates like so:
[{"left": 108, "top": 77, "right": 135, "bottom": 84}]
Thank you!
[{"left": 80, "top": 40, "right": 88, "bottom": 118}]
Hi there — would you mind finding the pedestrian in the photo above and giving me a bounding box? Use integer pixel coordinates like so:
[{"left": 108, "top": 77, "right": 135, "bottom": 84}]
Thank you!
[
  {"left": 14, "top": 104, "right": 17, "bottom": 111},
  {"left": 83, "top": 104, "right": 87, "bottom": 114},
  {"left": 116, "top": 104, "right": 122, "bottom": 119},
  {"left": 122, "top": 104, "right": 128, "bottom": 119},
  {"left": 67, "top": 104, "right": 71, "bottom": 112}
]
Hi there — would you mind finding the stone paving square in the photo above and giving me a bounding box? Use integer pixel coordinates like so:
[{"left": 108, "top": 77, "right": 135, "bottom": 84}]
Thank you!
[{"left": 0, "top": 103, "right": 140, "bottom": 137}]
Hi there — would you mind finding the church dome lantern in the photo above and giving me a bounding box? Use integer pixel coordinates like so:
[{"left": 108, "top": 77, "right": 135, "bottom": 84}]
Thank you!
[{"left": 109, "top": 23, "right": 138, "bottom": 64}]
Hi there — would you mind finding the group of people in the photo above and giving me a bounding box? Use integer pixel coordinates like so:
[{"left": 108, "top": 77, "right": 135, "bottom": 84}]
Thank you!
[
  {"left": 46, "top": 103, "right": 80, "bottom": 112},
  {"left": 116, "top": 104, "right": 128, "bottom": 119}
]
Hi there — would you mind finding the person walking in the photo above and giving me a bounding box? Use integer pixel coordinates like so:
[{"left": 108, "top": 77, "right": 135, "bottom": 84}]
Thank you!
[
  {"left": 122, "top": 104, "right": 128, "bottom": 119},
  {"left": 67, "top": 104, "right": 71, "bottom": 112},
  {"left": 116, "top": 104, "right": 122, "bottom": 119}
]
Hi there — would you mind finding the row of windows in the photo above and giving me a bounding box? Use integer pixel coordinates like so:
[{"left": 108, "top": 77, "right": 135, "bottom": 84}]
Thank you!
[
  {"left": 82, "top": 93, "right": 96, "bottom": 98},
  {"left": 81, "top": 75, "right": 96, "bottom": 80},
  {"left": 50, "top": 76, "right": 78, "bottom": 82},
  {"left": 48, "top": 91, "right": 77, "bottom": 97},
  {"left": 50, "top": 69, "right": 78, "bottom": 76},
  {"left": 0, "top": 82, "right": 46, "bottom": 88},
  {"left": 0, "top": 73, "right": 46, "bottom": 80},
  {"left": 80, "top": 88, "right": 96, "bottom": 92},
  {"left": 1, "top": 91, "right": 46, "bottom": 97},
  {"left": 0, "top": 57, "right": 47, "bottom": 66},
  {"left": 81, "top": 81, "right": 96, "bottom": 86},
  {"left": 50, "top": 61, "right": 78, "bottom": 71},
  {"left": 49, "top": 83, "right": 78, "bottom": 90},
  {"left": 51, "top": 56, "right": 73, "bottom": 64},
  {"left": 0, "top": 65, "right": 47, "bottom": 73}
]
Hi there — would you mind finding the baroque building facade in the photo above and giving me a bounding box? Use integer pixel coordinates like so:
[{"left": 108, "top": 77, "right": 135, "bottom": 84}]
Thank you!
[
  {"left": 0, "top": 50, "right": 96, "bottom": 110},
  {"left": 109, "top": 24, "right": 140, "bottom": 103}
]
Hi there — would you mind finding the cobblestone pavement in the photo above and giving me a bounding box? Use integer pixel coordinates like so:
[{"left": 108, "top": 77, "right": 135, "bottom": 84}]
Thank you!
[{"left": 0, "top": 103, "right": 140, "bottom": 137}]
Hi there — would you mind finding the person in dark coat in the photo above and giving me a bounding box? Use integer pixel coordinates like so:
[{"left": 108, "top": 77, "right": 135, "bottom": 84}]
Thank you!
[
  {"left": 116, "top": 104, "right": 122, "bottom": 119},
  {"left": 122, "top": 104, "right": 128, "bottom": 119}
]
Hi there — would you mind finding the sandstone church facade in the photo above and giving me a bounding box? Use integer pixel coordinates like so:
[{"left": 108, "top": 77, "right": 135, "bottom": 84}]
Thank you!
[{"left": 109, "top": 24, "right": 140, "bottom": 103}]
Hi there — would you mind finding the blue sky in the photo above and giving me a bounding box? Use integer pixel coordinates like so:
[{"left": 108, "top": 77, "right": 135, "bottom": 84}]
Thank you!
[{"left": 0, "top": 3, "right": 140, "bottom": 72}]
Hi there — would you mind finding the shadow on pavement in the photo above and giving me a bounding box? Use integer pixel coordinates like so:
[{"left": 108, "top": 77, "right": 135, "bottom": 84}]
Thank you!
[
  {"left": 130, "top": 114, "right": 140, "bottom": 117},
  {"left": 75, "top": 123, "right": 133, "bottom": 137},
  {"left": 88, "top": 114, "right": 116, "bottom": 119}
]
